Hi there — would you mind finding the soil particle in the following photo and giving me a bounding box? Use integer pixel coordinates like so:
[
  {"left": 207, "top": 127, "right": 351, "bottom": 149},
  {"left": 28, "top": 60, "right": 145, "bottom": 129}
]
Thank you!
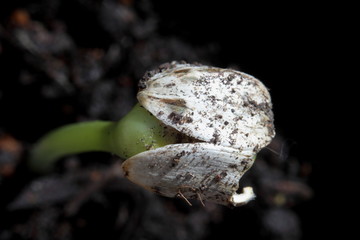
[
  {"left": 167, "top": 112, "right": 193, "bottom": 125},
  {"left": 160, "top": 98, "right": 187, "bottom": 108}
]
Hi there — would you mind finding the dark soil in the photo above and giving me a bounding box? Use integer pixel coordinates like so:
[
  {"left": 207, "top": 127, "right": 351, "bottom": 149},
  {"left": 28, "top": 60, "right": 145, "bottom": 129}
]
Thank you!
[{"left": 1, "top": 1, "right": 327, "bottom": 240}]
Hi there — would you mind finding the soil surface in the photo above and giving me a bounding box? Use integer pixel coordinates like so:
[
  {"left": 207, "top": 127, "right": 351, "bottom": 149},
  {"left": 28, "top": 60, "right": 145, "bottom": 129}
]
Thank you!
[{"left": 1, "top": 1, "right": 323, "bottom": 240}]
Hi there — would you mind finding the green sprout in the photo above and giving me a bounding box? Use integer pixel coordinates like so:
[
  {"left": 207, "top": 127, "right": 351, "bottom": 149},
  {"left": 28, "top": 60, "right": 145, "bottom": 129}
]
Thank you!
[{"left": 29, "top": 103, "right": 181, "bottom": 173}]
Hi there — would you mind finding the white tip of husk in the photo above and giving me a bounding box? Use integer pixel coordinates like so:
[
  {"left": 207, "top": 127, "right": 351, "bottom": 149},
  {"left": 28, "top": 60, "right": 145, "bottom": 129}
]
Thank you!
[{"left": 230, "top": 187, "right": 255, "bottom": 206}]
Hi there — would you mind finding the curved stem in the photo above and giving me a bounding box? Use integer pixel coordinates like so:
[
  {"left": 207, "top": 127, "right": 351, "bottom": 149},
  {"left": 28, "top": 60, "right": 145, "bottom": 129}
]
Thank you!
[
  {"left": 108, "top": 103, "right": 181, "bottom": 159},
  {"left": 29, "top": 121, "right": 115, "bottom": 173},
  {"left": 29, "top": 104, "right": 181, "bottom": 173}
]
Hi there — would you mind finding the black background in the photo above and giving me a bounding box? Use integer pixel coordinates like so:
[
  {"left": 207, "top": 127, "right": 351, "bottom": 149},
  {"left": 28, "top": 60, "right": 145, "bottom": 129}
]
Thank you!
[{"left": 0, "top": 0, "right": 349, "bottom": 239}]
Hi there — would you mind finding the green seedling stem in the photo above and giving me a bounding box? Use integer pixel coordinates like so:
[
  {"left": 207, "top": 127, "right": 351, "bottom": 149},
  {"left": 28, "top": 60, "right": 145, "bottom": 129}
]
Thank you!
[{"left": 29, "top": 103, "right": 178, "bottom": 173}]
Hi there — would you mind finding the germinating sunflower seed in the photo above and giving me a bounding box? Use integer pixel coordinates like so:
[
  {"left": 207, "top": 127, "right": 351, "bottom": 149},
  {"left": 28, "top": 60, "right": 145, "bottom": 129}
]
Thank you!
[{"left": 122, "top": 61, "right": 275, "bottom": 206}]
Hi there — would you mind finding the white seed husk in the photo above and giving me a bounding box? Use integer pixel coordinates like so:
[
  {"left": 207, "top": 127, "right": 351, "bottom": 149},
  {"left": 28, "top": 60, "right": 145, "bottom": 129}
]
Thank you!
[
  {"left": 122, "top": 143, "right": 255, "bottom": 206},
  {"left": 122, "top": 62, "right": 275, "bottom": 206},
  {"left": 138, "top": 61, "right": 275, "bottom": 152}
]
